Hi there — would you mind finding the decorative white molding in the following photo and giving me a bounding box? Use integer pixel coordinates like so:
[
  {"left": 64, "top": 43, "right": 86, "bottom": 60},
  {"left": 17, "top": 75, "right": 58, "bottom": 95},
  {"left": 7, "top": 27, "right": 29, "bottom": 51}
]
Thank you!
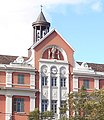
[
  {"left": 39, "top": 59, "right": 69, "bottom": 119},
  {"left": 25, "top": 49, "right": 35, "bottom": 67},
  {"left": 74, "top": 61, "right": 93, "bottom": 72},
  {"left": 6, "top": 71, "right": 12, "bottom": 87},
  {"left": 94, "top": 78, "right": 99, "bottom": 89},
  {"left": 30, "top": 73, "right": 35, "bottom": 89},
  {"left": 30, "top": 96, "right": 36, "bottom": 112},
  {"left": 52, "top": 89, "right": 58, "bottom": 99},
  {"left": 13, "top": 56, "right": 24, "bottom": 63},
  {"left": 6, "top": 94, "right": 12, "bottom": 120},
  {"left": 42, "top": 88, "right": 48, "bottom": 99},
  {"left": 73, "top": 76, "right": 78, "bottom": 92},
  {"left": 61, "top": 89, "right": 67, "bottom": 100}
]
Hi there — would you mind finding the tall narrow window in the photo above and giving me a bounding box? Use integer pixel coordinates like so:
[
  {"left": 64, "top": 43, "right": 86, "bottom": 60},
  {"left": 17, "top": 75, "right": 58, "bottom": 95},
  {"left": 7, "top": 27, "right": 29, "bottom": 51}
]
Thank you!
[
  {"left": 51, "top": 77, "right": 57, "bottom": 86},
  {"left": 18, "top": 74, "right": 24, "bottom": 84},
  {"left": 60, "top": 78, "right": 66, "bottom": 87},
  {"left": 51, "top": 100, "right": 57, "bottom": 113},
  {"left": 14, "top": 98, "right": 24, "bottom": 112},
  {"left": 41, "top": 100, "right": 48, "bottom": 112},
  {"left": 83, "top": 80, "right": 89, "bottom": 89},
  {"left": 61, "top": 100, "right": 66, "bottom": 108},
  {"left": 42, "top": 76, "right": 48, "bottom": 86},
  {"left": 60, "top": 100, "right": 67, "bottom": 117}
]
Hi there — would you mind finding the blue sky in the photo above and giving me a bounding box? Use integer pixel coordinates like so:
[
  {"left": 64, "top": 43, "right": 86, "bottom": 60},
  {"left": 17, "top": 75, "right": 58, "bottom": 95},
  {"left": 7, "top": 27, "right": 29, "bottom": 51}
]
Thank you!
[{"left": 0, "top": 0, "right": 104, "bottom": 64}]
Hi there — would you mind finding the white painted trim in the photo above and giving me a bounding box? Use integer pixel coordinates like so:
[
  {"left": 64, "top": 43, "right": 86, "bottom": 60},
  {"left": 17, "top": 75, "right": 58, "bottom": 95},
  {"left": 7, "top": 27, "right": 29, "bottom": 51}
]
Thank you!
[
  {"left": 6, "top": 71, "right": 12, "bottom": 87},
  {"left": 73, "top": 76, "right": 78, "bottom": 92},
  {"left": 30, "top": 73, "right": 35, "bottom": 89},
  {"left": 30, "top": 96, "right": 36, "bottom": 112},
  {"left": 57, "top": 70, "right": 61, "bottom": 119},
  {"left": 6, "top": 95, "right": 12, "bottom": 120},
  {"left": 31, "top": 29, "right": 74, "bottom": 52},
  {"left": 39, "top": 59, "right": 69, "bottom": 119},
  {"left": 94, "top": 78, "right": 99, "bottom": 89}
]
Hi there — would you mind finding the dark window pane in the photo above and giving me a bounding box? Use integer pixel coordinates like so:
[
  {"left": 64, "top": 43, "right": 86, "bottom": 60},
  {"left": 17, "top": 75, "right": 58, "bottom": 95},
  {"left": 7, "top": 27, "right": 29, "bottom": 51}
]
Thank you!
[
  {"left": 84, "top": 80, "right": 89, "bottom": 89},
  {"left": 18, "top": 74, "right": 24, "bottom": 84},
  {"left": 13, "top": 98, "right": 24, "bottom": 112}
]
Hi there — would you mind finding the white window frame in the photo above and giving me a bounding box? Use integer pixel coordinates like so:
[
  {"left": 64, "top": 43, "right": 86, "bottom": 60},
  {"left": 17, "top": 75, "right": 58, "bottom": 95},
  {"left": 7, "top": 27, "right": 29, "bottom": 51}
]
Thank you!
[
  {"left": 51, "top": 77, "right": 57, "bottom": 86},
  {"left": 60, "top": 78, "right": 66, "bottom": 87},
  {"left": 51, "top": 100, "right": 57, "bottom": 113},
  {"left": 42, "top": 76, "right": 48, "bottom": 86},
  {"left": 41, "top": 100, "right": 48, "bottom": 112}
]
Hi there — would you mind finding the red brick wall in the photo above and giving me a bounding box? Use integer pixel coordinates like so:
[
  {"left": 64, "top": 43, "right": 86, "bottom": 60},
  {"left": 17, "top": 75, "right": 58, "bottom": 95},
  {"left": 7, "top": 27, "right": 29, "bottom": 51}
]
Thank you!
[
  {"left": 12, "top": 96, "right": 30, "bottom": 120},
  {"left": 0, "top": 72, "right": 6, "bottom": 87},
  {"left": 34, "top": 31, "right": 74, "bottom": 108},
  {"left": 99, "top": 79, "right": 104, "bottom": 89},
  {"left": 78, "top": 77, "right": 94, "bottom": 90},
  {"left": 12, "top": 72, "right": 30, "bottom": 88},
  {"left": 0, "top": 95, "right": 6, "bottom": 120}
]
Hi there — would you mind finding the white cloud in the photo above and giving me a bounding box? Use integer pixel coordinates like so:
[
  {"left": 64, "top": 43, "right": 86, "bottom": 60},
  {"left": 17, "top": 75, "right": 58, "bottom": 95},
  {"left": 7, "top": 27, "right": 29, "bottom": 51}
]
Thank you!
[
  {"left": 91, "top": 1, "right": 103, "bottom": 12},
  {"left": 0, "top": 0, "right": 103, "bottom": 56}
]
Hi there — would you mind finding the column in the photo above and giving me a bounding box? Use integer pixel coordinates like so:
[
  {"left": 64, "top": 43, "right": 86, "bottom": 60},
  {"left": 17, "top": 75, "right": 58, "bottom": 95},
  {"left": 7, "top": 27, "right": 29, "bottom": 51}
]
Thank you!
[
  {"left": 66, "top": 70, "right": 69, "bottom": 118},
  {"left": 47, "top": 71, "right": 51, "bottom": 111},
  {"left": 30, "top": 72, "right": 35, "bottom": 89},
  {"left": 30, "top": 96, "right": 36, "bottom": 112},
  {"left": 39, "top": 72, "right": 42, "bottom": 112},
  {"left": 94, "top": 78, "right": 99, "bottom": 89},
  {"left": 73, "top": 75, "right": 78, "bottom": 92},
  {"left": 33, "top": 27, "right": 35, "bottom": 43},
  {"left": 35, "top": 27, "right": 37, "bottom": 43},
  {"left": 57, "top": 72, "right": 61, "bottom": 119},
  {"left": 6, "top": 94, "right": 12, "bottom": 120},
  {"left": 40, "top": 26, "right": 42, "bottom": 39},
  {"left": 6, "top": 71, "right": 12, "bottom": 87}
]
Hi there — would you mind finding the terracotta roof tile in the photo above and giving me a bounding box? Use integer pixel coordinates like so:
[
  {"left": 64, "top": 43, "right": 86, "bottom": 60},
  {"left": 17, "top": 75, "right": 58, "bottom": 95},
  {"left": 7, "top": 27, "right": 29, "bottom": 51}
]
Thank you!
[
  {"left": 77, "top": 62, "right": 104, "bottom": 72},
  {"left": 0, "top": 55, "right": 28, "bottom": 64}
]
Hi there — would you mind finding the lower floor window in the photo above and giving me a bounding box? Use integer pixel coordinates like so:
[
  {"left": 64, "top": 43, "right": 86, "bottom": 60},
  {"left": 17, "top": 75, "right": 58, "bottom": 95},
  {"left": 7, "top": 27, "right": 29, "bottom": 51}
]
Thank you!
[
  {"left": 60, "top": 100, "right": 67, "bottom": 115},
  {"left": 42, "top": 100, "right": 48, "bottom": 112},
  {"left": 61, "top": 100, "right": 66, "bottom": 108},
  {"left": 14, "top": 98, "right": 24, "bottom": 112},
  {"left": 83, "top": 80, "right": 89, "bottom": 89},
  {"left": 51, "top": 100, "right": 57, "bottom": 113}
]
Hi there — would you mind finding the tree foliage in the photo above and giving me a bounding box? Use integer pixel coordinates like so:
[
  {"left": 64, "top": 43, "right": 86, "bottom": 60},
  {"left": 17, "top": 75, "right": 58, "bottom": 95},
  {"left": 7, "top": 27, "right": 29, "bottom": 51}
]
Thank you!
[
  {"left": 29, "top": 108, "right": 40, "bottom": 120},
  {"left": 60, "top": 86, "right": 104, "bottom": 120},
  {"left": 28, "top": 108, "right": 53, "bottom": 120}
]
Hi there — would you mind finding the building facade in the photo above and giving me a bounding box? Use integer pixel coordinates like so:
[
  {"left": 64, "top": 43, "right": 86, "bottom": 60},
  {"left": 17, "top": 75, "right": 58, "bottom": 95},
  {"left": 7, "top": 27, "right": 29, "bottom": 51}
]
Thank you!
[{"left": 0, "top": 10, "right": 104, "bottom": 120}]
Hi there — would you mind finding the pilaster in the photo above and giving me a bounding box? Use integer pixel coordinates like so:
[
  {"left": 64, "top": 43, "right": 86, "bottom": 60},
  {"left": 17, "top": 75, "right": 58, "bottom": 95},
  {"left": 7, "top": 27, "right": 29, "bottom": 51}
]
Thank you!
[
  {"left": 57, "top": 72, "right": 60, "bottom": 119},
  {"left": 30, "top": 72, "right": 35, "bottom": 89},
  {"left": 73, "top": 75, "right": 78, "bottom": 92},
  {"left": 30, "top": 96, "right": 36, "bottom": 111},
  {"left": 6, "top": 71, "right": 12, "bottom": 87},
  {"left": 47, "top": 71, "right": 51, "bottom": 111},
  {"left": 66, "top": 71, "right": 69, "bottom": 118},
  {"left": 6, "top": 94, "right": 12, "bottom": 120},
  {"left": 94, "top": 78, "right": 99, "bottom": 89}
]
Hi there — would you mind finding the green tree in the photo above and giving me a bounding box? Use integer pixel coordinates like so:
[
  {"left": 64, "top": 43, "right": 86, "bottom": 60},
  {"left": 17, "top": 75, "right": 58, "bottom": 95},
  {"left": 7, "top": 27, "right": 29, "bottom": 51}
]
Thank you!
[
  {"left": 41, "top": 111, "right": 54, "bottom": 120},
  {"left": 59, "top": 87, "right": 104, "bottom": 120},
  {"left": 28, "top": 109, "right": 53, "bottom": 120},
  {"left": 28, "top": 108, "right": 40, "bottom": 120}
]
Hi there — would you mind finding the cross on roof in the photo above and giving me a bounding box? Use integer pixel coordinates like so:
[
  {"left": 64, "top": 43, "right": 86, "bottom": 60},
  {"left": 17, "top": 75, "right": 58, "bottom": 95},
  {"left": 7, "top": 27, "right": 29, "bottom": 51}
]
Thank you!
[{"left": 41, "top": 5, "right": 43, "bottom": 11}]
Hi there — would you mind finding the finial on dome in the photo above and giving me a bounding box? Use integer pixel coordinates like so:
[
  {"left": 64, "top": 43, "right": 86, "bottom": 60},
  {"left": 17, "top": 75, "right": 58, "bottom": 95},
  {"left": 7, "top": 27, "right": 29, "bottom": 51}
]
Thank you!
[{"left": 40, "top": 5, "right": 43, "bottom": 12}]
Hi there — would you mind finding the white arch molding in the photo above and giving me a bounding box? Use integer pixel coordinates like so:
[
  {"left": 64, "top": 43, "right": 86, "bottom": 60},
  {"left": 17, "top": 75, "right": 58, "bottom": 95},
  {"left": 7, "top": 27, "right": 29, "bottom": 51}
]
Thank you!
[{"left": 40, "top": 45, "right": 68, "bottom": 61}]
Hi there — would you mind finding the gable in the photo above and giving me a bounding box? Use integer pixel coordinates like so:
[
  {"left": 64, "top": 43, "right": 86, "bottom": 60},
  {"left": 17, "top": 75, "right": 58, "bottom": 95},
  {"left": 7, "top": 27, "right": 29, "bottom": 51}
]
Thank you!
[{"left": 33, "top": 30, "right": 74, "bottom": 68}]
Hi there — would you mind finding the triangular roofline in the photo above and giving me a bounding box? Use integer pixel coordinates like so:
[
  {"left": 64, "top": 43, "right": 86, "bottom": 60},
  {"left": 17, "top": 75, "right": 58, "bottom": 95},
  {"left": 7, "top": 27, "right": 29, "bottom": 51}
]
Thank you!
[{"left": 31, "top": 29, "right": 75, "bottom": 52}]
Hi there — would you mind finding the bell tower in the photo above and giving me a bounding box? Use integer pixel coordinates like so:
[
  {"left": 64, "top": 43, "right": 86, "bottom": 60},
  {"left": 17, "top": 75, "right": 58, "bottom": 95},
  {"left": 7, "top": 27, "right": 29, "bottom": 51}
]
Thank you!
[{"left": 32, "top": 7, "right": 50, "bottom": 44}]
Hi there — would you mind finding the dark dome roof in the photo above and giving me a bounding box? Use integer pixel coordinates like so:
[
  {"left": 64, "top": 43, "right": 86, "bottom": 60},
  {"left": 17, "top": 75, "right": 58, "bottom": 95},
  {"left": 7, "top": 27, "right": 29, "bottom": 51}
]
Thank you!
[
  {"left": 32, "top": 11, "right": 50, "bottom": 26},
  {"left": 36, "top": 11, "right": 47, "bottom": 23}
]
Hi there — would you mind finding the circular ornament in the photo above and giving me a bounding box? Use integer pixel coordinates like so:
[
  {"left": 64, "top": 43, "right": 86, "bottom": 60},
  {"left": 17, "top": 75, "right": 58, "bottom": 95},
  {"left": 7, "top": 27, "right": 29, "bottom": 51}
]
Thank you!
[{"left": 51, "top": 67, "right": 57, "bottom": 74}]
